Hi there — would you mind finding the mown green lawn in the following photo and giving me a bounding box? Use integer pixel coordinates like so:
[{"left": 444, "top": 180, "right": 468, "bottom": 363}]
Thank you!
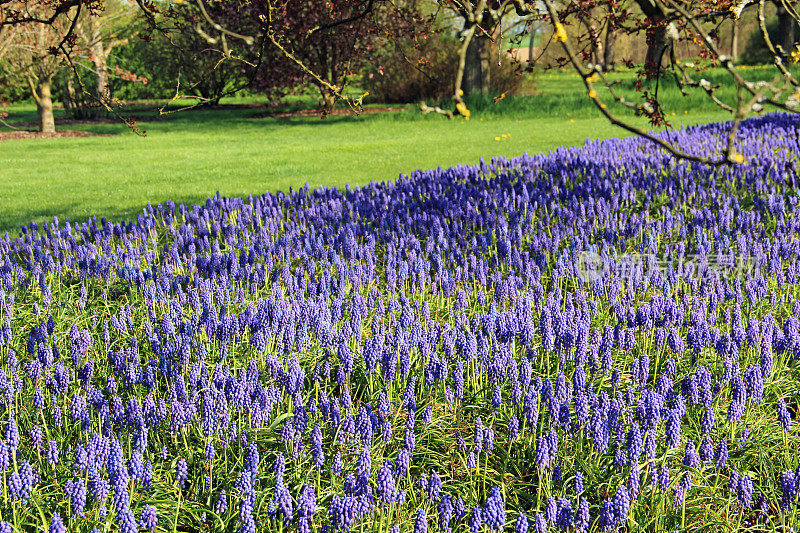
[{"left": 0, "top": 65, "right": 758, "bottom": 234}]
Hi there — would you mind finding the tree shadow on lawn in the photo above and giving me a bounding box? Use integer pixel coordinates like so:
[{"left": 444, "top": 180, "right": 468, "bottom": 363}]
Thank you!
[
  {"left": 0, "top": 130, "right": 114, "bottom": 142},
  {"left": 0, "top": 190, "right": 309, "bottom": 237},
  {"left": 3, "top": 102, "right": 421, "bottom": 140},
  {"left": 1, "top": 201, "right": 84, "bottom": 237}
]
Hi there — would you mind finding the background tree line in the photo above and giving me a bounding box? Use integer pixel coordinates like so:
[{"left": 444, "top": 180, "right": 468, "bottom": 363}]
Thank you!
[{"left": 0, "top": 0, "right": 798, "bottom": 163}]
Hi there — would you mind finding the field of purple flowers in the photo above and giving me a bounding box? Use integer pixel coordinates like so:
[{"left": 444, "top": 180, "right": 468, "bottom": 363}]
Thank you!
[{"left": 0, "top": 113, "right": 799, "bottom": 532}]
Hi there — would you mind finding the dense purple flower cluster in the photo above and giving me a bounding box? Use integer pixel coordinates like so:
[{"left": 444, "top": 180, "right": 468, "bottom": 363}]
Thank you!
[
  {"left": 139, "top": 505, "right": 157, "bottom": 531},
  {"left": 0, "top": 114, "right": 797, "bottom": 529}
]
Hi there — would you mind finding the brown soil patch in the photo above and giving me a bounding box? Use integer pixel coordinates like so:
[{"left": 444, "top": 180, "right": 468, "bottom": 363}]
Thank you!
[
  {"left": 255, "top": 106, "right": 405, "bottom": 119},
  {"left": 1, "top": 104, "right": 404, "bottom": 133},
  {"left": 0, "top": 130, "right": 114, "bottom": 142},
  {"left": 52, "top": 100, "right": 266, "bottom": 111},
  {"left": 9, "top": 115, "right": 172, "bottom": 129}
]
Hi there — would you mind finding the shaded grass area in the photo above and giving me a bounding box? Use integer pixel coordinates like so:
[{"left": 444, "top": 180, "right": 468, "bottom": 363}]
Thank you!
[
  {"left": 0, "top": 66, "right": 764, "bottom": 234},
  {"left": 463, "top": 64, "right": 800, "bottom": 118}
]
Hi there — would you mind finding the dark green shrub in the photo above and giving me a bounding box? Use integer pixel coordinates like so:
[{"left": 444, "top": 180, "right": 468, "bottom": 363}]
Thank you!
[
  {"left": 362, "top": 34, "right": 526, "bottom": 103},
  {"left": 740, "top": 17, "right": 781, "bottom": 65},
  {"left": 107, "top": 20, "right": 251, "bottom": 103}
]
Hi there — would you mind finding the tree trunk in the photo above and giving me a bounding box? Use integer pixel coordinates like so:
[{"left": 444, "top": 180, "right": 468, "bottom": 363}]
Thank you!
[
  {"left": 776, "top": 4, "right": 796, "bottom": 55},
  {"left": 590, "top": 24, "right": 603, "bottom": 67},
  {"left": 636, "top": 0, "right": 671, "bottom": 79},
  {"left": 644, "top": 24, "right": 671, "bottom": 79},
  {"left": 34, "top": 77, "right": 56, "bottom": 133},
  {"left": 730, "top": 17, "right": 739, "bottom": 61},
  {"left": 88, "top": 13, "right": 109, "bottom": 99},
  {"left": 528, "top": 27, "right": 537, "bottom": 65},
  {"left": 320, "top": 86, "right": 336, "bottom": 114},
  {"left": 604, "top": 27, "right": 617, "bottom": 70},
  {"left": 62, "top": 77, "right": 76, "bottom": 116},
  {"left": 463, "top": 32, "right": 491, "bottom": 96},
  {"left": 582, "top": 9, "right": 603, "bottom": 68}
]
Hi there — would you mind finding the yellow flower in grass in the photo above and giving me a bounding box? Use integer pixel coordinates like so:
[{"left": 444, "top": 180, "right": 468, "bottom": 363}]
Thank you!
[
  {"left": 456, "top": 102, "right": 470, "bottom": 119},
  {"left": 729, "top": 152, "right": 745, "bottom": 164}
]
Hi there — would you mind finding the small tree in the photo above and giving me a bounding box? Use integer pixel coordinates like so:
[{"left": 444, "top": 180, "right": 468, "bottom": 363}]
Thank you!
[
  {"left": 0, "top": 4, "right": 74, "bottom": 132},
  {"left": 139, "top": 0, "right": 427, "bottom": 112},
  {"left": 237, "top": 0, "right": 389, "bottom": 111},
  {"left": 76, "top": 1, "right": 135, "bottom": 101},
  {"left": 48, "top": 0, "right": 137, "bottom": 118},
  {"left": 435, "top": 0, "right": 534, "bottom": 103}
]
